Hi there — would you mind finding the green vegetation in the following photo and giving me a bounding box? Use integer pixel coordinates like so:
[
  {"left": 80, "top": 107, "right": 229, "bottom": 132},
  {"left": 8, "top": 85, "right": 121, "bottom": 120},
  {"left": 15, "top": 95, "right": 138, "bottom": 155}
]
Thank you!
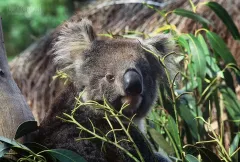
[
  {"left": 146, "top": 1, "right": 240, "bottom": 161},
  {"left": 0, "top": 0, "right": 73, "bottom": 59}
]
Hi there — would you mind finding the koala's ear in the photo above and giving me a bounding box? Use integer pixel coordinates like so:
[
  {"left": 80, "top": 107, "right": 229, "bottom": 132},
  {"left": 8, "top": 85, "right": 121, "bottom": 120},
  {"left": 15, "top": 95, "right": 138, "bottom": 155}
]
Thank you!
[
  {"left": 142, "top": 34, "right": 179, "bottom": 80},
  {"left": 53, "top": 18, "right": 96, "bottom": 71},
  {"left": 143, "top": 34, "right": 175, "bottom": 55}
]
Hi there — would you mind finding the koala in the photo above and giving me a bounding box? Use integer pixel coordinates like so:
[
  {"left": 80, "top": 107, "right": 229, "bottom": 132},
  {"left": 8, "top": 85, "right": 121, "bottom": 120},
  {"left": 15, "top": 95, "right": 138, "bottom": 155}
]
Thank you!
[{"left": 38, "top": 18, "right": 177, "bottom": 162}]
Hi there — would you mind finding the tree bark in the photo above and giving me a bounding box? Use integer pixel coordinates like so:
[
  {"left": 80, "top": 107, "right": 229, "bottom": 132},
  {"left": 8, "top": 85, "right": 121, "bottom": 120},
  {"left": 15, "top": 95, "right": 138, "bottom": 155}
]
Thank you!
[{"left": 0, "top": 17, "right": 34, "bottom": 140}]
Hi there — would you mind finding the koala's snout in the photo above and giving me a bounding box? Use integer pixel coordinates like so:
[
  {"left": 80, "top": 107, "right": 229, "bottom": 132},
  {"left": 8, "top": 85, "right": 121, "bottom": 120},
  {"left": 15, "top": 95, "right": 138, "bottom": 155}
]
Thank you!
[{"left": 123, "top": 69, "right": 143, "bottom": 95}]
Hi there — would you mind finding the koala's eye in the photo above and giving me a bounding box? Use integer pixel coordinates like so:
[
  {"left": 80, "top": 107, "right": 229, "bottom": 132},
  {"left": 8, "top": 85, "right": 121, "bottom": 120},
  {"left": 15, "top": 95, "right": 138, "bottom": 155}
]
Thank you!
[
  {"left": 105, "top": 73, "right": 115, "bottom": 82},
  {"left": 0, "top": 69, "right": 4, "bottom": 77}
]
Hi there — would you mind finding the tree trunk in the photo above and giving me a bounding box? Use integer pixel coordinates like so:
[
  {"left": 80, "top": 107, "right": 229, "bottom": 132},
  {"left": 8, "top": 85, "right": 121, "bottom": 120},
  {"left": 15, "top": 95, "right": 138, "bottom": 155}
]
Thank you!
[{"left": 0, "top": 17, "right": 34, "bottom": 140}]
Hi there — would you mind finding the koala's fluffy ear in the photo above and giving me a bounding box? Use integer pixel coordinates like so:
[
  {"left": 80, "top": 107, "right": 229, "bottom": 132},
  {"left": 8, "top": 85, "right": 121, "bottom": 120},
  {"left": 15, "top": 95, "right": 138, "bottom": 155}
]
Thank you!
[
  {"left": 53, "top": 18, "right": 96, "bottom": 72},
  {"left": 142, "top": 34, "right": 179, "bottom": 80},
  {"left": 143, "top": 34, "right": 175, "bottom": 54}
]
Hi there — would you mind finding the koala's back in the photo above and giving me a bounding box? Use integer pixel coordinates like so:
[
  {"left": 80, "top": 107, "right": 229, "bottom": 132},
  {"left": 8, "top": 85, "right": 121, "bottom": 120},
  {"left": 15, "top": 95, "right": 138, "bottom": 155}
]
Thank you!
[{"left": 38, "top": 84, "right": 158, "bottom": 162}]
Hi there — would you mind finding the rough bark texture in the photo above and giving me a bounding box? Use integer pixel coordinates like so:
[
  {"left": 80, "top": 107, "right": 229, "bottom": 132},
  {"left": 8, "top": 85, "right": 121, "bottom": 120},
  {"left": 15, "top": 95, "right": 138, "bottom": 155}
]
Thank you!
[
  {"left": 10, "top": 0, "right": 240, "bottom": 123},
  {"left": 0, "top": 17, "right": 34, "bottom": 140}
]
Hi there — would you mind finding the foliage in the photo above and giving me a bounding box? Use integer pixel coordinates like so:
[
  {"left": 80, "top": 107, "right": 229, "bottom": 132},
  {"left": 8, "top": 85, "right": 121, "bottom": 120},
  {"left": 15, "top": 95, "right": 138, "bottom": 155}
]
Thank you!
[
  {"left": 145, "top": 1, "right": 240, "bottom": 162},
  {"left": 0, "top": 0, "right": 73, "bottom": 59}
]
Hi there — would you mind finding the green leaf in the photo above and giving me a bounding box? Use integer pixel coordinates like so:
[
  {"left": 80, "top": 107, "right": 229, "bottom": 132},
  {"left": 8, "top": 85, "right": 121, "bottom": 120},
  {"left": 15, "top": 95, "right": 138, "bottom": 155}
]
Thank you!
[
  {"left": 15, "top": 120, "right": 38, "bottom": 139},
  {"left": 47, "top": 149, "right": 86, "bottom": 162},
  {"left": 177, "top": 35, "right": 190, "bottom": 53},
  {"left": 220, "top": 86, "right": 240, "bottom": 121},
  {"left": 178, "top": 34, "right": 206, "bottom": 86},
  {"left": 148, "top": 128, "right": 174, "bottom": 154},
  {"left": 0, "top": 157, "right": 15, "bottom": 162},
  {"left": 187, "top": 34, "right": 207, "bottom": 78},
  {"left": 185, "top": 145, "right": 221, "bottom": 162},
  {"left": 196, "top": 77, "right": 202, "bottom": 95},
  {"left": 0, "top": 136, "right": 32, "bottom": 158},
  {"left": 185, "top": 154, "right": 199, "bottom": 162},
  {"left": 198, "top": 147, "right": 222, "bottom": 162},
  {"left": 23, "top": 142, "right": 49, "bottom": 153},
  {"left": 205, "top": 2, "right": 240, "bottom": 40},
  {"left": 0, "top": 136, "right": 29, "bottom": 151},
  {"left": 197, "top": 34, "right": 209, "bottom": 57},
  {"left": 177, "top": 93, "right": 204, "bottom": 141},
  {"left": 178, "top": 104, "right": 198, "bottom": 140},
  {"left": 223, "top": 69, "right": 235, "bottom": 91},
  {"left": 206, "top": 31, "right": 236, "bottom": 65},
  {"left": 183, "top": 78, "right": 198, "bottom": 91},
  {"left": 166, "top": 115, "right": 182, "bottom": 155},
  {"left": 197, "top": 34, "right": 222, "bottom": 78},
  {"left": 197, "top": 34, "right": 217, "bottom": 78},
  {"left": 23, "top": 142, "right": 56, "bottom": 161},
  {"left": 173, "top": 9, "right": 210, "bottom": 27},
  {"left": 205, "top": 58, "right": 223, "bottom": 78},
  {"left": 0, "top": 143, "right": 10, "bottom": 157},
  {"left": 229, "top": 133, "right": 240, "bottom": 155}
]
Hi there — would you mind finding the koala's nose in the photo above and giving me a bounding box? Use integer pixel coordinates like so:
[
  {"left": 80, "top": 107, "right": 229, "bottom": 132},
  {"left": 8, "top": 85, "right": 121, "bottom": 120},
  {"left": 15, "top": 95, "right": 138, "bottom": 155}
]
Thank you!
[{"left": 123, "top": 70, "right": 143, "bottom": 95}]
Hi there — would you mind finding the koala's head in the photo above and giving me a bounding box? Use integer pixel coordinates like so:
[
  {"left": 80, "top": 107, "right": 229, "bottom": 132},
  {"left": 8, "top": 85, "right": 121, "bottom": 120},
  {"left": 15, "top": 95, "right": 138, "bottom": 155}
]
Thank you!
[{"left": 53, "top": 19, "right": 177, "bottom": 119}]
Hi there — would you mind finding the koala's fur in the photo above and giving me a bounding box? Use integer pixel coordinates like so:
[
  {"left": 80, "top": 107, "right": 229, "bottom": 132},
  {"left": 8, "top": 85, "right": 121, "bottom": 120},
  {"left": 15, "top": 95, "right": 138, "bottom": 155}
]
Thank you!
[{"left": 38, "top": 18, "right": 177, "bottom": 162}]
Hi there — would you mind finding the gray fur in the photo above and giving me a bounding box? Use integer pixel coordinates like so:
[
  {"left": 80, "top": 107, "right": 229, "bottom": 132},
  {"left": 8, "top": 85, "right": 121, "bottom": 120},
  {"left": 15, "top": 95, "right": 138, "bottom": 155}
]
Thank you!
[
  {"left": 53, "top": 18, "right": 96, "bottom": 81},
  {"left": 41, "top": 18, "right": 176, "bottom": 162}
]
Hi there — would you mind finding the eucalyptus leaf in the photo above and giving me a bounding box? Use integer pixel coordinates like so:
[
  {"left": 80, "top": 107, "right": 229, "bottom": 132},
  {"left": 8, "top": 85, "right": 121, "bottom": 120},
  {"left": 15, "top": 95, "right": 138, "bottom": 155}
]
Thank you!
[
  {"left": 196, "top": 77, "right": 202, "bottom": 95},
  {"left": 15, "top": 120, "right": 38, "bottom": 139},
  {"left": 206, "top": 31, "right": 236, "bottom": 65},
  {"left": 177, "top": 93, "right": 204, "bottom": 141},
  {"left": 23, "top": 142, "right": 56, "bottom": 161},
  {"left": 185, "top": 145, "right": 222, "bottom": 162},
  {"left": 0, "top": 143, "right": 10, "bottom": 157},
  {"left": 187, "top": 34, "right": 206, "bottom": 78},
  {"left": 183, "top": 78, "right": 198, "bottom": 91},
  {"left": 23, "top": 142, "right": 49, "bottom": 153},
  {"left": 205, "top": 2, "right": 240, "bottom": 40},
  {"left": 197, "top": 34, "right": 209, "bottom": 57},
  {"left": 174, "top": 9, "right": 210, "bottom": 27},
  {"left": 0, "top": 157, "right": 15, "bottom": 162},
  {"left": 185, "top": 154, "right": 199, "bottom": 162},
  {"left": 220, "top": 86, "right": 240, "bottom": 121},
  {"left": 198, "top": 147, "right": 222, "bottom": 162},
  {"left": 47, "top": 149, "right": 86, "bottom": 162},
  {"left": 197, "top": 34, "right": 222, "bottom": 78},
  {"left": 148, "top": 128, "right": 174, "bottom": 154},
  {"left": 205, "top": 57, "right": 223, "bottom": 78},
  {"left": 166, "top": 115, "right": 182, "bottom": 154},
  {"left": 229, "top": 133, "right": 240, "bottom": 155},
  {"left": 0, "top": 136, "right": 29, "bottom": 151},
  {"left": 177, "top": 34, "right": 190, "bottom": 54},
  {"left": 223, "top": 69, "right": 235, "bottom": 91}
]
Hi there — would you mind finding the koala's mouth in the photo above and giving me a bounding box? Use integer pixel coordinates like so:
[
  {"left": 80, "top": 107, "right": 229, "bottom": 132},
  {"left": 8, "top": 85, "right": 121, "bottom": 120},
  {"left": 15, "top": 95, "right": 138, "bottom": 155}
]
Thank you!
[
  {"left": 94, "top": 94, "right": 142, "bottom": 118},
  {"left": 120, "top": 95, "right": 142, "bottom": 117}
]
